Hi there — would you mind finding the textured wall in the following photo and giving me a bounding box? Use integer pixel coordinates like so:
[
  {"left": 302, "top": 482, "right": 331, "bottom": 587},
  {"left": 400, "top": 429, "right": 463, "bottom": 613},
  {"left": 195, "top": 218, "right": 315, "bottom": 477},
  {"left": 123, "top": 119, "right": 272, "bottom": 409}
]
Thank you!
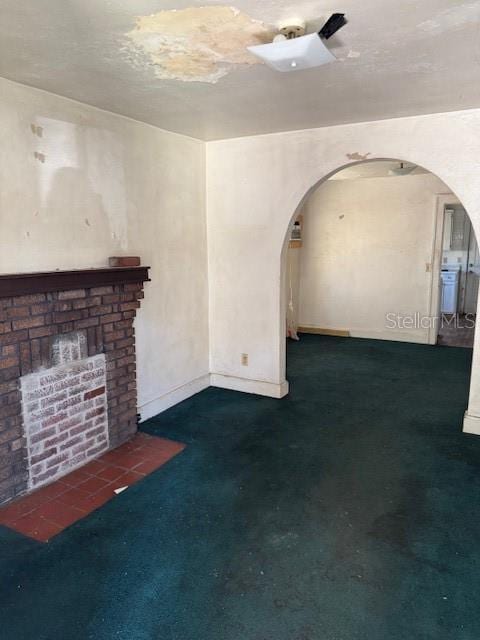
[{"left": 0, "top": 78, "right": 209, "bottom": 421}]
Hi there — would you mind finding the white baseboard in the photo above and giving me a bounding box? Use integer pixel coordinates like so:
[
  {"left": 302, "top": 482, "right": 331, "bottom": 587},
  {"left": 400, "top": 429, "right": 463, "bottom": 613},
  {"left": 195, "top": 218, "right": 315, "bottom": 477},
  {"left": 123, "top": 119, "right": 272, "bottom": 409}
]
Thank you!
[
  {"left": 210, "top": 373, "right": 289, "bottom": 398},
  {"left": 138, "top": 374, "right": 211, "bottom": 422},
  {"left": 463, "top": 412, "right": 480, "bottom": 436},
  {"left": 139, "top": 373, "right": 289, "bottom": 421}
]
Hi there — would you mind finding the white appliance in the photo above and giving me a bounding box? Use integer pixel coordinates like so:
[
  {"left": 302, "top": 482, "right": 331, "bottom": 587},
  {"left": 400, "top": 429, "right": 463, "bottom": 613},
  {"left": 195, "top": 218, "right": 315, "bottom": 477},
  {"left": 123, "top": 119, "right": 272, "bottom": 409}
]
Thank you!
[{"left": 440, "top": 270, "right": 460, "bottom": 314}]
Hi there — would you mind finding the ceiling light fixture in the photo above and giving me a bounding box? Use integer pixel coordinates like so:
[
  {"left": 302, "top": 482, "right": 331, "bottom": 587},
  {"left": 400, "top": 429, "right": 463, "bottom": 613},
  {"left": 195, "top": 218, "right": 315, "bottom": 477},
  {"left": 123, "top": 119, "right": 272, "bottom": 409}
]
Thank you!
[
  {"left": 388, "top": 162, "right": 417, "bottom": 176},
  {"left": 247, "top": 13, "right": 347, "bottom": 72}
]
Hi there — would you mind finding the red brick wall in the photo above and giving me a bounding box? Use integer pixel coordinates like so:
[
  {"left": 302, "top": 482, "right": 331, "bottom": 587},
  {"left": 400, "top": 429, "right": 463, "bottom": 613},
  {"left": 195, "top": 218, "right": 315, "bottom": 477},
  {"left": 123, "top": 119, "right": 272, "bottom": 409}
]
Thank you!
[
  {"left": 21, "top": 353, "right": 108, "bottom": 489},
  {"left": 0, "top": 282, "right": 145, "bottom": 505}
]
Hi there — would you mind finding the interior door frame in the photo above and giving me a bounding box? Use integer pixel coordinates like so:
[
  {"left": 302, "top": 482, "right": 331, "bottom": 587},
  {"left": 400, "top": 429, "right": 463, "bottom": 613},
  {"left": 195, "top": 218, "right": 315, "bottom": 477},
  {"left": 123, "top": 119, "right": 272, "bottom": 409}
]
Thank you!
[
  {"left": 427, "top": 193, "right": 461, "bottom": 345},
  {"left": 463, "top": 216, "right": 479, "bottom": 315}
]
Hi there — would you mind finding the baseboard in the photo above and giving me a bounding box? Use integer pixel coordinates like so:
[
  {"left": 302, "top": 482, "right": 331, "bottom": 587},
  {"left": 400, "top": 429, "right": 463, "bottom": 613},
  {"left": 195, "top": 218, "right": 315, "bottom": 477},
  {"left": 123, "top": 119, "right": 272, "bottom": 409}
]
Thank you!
[
  {"left": 298, "top": 326, "right": 350, "bottom": 337},
  {"left": 210, "top": 373, "right": 289, "bottom": 399},
  {"left": 139, "top": 372, "right": 289, "bottom": 420},
  {"left": 463, "top": 412, "right": 480, "bottom": 436},
  {"left": 138, "top": 374, "right": 211, "bottom": 422}
]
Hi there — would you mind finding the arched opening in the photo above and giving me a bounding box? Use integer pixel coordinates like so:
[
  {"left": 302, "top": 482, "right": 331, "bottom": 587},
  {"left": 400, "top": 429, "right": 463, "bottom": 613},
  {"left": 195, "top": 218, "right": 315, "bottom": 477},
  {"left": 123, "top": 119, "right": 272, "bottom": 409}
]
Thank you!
[{"left": 280, "top": 158, "right": 478, "bottom": 421}]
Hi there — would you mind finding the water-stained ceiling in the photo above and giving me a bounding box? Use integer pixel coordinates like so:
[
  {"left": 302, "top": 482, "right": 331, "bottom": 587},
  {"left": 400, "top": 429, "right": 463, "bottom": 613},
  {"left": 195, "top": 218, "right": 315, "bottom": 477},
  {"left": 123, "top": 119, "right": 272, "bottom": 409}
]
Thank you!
[
  {"left": 125, "top": 6, "right": 272, "bottom": 84},
  {"left": 1, "top": 1, "right": 479, "bottom": 140}
]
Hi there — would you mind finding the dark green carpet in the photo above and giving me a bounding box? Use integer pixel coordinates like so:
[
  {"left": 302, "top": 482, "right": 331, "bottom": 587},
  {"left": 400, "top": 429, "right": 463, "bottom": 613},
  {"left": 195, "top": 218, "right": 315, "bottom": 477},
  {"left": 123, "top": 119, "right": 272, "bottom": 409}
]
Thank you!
[{"left": 1, "top": 335, "right": 480, "bottom": 639}]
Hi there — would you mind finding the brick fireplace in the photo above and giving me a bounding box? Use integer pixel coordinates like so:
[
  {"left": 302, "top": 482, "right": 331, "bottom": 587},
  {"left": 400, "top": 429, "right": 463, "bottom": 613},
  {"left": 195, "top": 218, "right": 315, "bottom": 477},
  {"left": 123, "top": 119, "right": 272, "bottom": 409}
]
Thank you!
[{"left": 0, "top": 266, "right": 149, "bottom": 506}]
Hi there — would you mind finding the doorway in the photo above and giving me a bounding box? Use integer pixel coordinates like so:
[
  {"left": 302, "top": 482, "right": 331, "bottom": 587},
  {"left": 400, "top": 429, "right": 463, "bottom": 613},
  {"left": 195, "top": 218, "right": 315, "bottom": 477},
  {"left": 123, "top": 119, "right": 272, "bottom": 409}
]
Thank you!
[
  {"left": 437, "top": 203, "right": 479, "bottom": 348},
  {"left": 285, "top": 159, "right": 463, "bottom": 347},
  {"left": 276, "top": 156, "right": 480, "bottom": 434}
]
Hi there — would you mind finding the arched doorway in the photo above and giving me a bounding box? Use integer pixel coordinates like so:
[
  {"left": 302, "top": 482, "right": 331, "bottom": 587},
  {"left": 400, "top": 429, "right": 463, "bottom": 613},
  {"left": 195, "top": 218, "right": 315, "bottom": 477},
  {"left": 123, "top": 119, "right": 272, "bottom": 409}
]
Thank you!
[
  {"left": 206, "top": 118, "right": 480, "bottom": 434},
  {"left": 280, "top": 158, "right": 478, "bottom": 427}
]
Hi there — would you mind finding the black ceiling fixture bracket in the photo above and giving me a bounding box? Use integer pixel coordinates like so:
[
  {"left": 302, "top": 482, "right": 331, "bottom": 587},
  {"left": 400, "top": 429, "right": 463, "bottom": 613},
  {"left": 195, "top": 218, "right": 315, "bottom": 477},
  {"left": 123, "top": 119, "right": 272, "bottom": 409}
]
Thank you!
[{"left": 319, "top": 13, "right": 347, "bottom": 40}]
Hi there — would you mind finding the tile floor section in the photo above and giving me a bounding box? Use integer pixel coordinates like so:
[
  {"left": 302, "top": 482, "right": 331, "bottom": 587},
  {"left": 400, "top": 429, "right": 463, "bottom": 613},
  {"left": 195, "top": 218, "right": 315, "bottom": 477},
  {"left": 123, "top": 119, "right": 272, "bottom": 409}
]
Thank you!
[
  {"left": 437, "top": 314, "right": 475, "bottom": 348},
  {"left": 0, "top": 432, "right": 185, "bottom": 542}
]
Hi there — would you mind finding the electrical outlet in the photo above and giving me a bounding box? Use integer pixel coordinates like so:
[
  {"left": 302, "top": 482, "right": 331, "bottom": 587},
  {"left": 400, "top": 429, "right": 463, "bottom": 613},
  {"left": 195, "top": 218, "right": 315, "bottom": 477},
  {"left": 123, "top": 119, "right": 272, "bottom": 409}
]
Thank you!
[{"left": 241, "top": 353, "right": 248, "bottom": 366}]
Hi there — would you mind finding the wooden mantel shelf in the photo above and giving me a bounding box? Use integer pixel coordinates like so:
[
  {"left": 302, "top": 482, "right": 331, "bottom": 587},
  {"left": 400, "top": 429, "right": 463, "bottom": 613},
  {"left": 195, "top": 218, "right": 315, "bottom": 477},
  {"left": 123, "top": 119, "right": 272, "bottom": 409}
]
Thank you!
[{"left": 0, "top": 266, "right": 150, "bottom": 298}]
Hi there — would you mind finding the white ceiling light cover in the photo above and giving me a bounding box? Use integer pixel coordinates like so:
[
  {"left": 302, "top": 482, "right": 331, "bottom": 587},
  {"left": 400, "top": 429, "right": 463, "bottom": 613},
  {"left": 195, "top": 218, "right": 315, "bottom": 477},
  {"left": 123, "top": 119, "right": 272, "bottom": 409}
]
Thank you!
[{"left": 247, "top": 33, "right": 336, "bottom": 72}]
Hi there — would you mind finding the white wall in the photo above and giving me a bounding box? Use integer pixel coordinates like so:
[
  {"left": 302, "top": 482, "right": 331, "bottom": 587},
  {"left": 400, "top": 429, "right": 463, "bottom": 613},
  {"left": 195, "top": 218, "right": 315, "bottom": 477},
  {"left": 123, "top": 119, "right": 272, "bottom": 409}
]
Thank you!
[
  {"left": 0, "top": 78, "right": 209, "bottom": 420},
  {"left": 6, "top": 76, "right": 480, "bottom": 436},
  {"left": 297, "top": 172, "right": 449, "bottom": 343},
  {"left": 206, "top": 108, "right": 480, "bottom": 433}
]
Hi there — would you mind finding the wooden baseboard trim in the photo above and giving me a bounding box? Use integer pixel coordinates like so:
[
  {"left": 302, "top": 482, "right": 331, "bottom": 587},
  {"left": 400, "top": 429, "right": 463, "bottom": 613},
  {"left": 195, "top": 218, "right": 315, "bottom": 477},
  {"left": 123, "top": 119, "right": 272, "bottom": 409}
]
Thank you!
[{"left": 298, "top": 326, "right": 350, "bottom": 337}]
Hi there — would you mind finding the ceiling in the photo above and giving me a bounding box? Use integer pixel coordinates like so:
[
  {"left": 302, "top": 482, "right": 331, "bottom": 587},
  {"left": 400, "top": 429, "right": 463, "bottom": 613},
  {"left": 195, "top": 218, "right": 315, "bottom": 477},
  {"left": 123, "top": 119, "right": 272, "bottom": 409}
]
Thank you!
[{"left": 1, "top": 0, "right": 479, "bottom": 140}]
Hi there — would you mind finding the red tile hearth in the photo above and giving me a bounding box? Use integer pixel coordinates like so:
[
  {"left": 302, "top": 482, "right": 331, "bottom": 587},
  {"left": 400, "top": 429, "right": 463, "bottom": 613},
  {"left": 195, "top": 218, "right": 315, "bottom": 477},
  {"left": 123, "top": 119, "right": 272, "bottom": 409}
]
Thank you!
[{"left": 0, "top": 432, "right": 185, "bottom": 542}]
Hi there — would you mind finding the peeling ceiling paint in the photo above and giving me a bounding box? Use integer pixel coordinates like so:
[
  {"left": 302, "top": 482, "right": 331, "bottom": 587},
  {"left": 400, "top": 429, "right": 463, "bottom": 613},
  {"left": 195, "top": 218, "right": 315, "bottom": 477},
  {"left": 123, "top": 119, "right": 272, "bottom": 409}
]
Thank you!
[
  {"left": 125, "top": 6, "right": 272, "bottom": 83},
  {"left": 1, "top": 0, "right": 480, "bottom": 139}
]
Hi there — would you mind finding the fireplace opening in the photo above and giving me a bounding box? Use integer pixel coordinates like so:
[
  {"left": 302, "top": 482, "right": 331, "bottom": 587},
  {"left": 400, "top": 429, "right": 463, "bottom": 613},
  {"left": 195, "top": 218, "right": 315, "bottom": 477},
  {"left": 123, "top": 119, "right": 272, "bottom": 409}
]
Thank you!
[{"left": 20, "top": 331, "right": 109, "bottom": 490}]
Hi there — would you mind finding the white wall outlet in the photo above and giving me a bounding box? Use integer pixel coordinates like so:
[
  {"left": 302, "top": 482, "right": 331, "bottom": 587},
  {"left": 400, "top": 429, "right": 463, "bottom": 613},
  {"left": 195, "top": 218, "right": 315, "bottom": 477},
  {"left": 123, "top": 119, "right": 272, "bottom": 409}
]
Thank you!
[{"left": 241, "top": 353, "right": 249, "bottom": 366}]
